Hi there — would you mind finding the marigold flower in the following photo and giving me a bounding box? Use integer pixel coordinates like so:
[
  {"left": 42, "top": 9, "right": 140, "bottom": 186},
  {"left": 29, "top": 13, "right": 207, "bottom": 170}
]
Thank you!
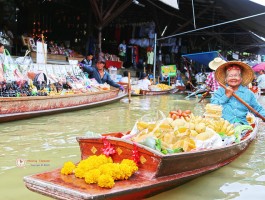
[
  {"left": 61, "top": 155, "right": 138, "bottom": 189},
  {"left": 84, "top": 169, "right": 101, "bottom": 184},
  {"left": 97, "top": 174, "right": 115, "bottom": 188},
  {"left": 119, "top": 164, "right": 133, "bottom": 180},
  {"left": 60, "top": 161, "right": 75, "bottom": 175},
  {"left": 121, "top": 159, "right": 138, "bottom": 173}
]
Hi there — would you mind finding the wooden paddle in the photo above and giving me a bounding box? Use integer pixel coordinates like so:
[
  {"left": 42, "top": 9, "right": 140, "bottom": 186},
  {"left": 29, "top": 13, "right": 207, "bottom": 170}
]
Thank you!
[
  {"left": 198, "top": 90, "right": 210, "bottom": 103},
  {"left": 219, "top": 82, "right": 265, "bottom": 121},
  {"left": 128, "top": 72, "right": 131, "bottom": 103}
]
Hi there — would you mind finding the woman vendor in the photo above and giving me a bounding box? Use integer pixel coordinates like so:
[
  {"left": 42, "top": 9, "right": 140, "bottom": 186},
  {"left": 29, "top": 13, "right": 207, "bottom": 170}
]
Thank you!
[{"left": 211, "top": 61, "right": 265, "bottom": 124}]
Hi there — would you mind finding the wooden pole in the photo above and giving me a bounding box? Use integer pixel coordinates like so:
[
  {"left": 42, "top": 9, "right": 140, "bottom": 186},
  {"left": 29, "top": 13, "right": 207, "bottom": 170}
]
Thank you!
[
  {"left": 128, "top": 72, "right": 131, "bottom": 103},
  {"left": 219, "top": 82, "right": 265, "bottom": 121}
]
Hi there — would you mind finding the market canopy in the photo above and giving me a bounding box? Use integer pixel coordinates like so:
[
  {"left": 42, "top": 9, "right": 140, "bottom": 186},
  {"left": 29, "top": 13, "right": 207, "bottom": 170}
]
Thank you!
[{"left": 182, "top": 51, "right": 225, "bottom": 67}]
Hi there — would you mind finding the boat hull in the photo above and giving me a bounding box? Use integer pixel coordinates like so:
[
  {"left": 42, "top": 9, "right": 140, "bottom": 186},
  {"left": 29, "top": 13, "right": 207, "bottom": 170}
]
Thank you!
[
  {"left": 23, "top": 121, "right": 258, "bottom": 200},
  {"left": 140, "top": 88, "right": 177, "bottom": 95},
  {"left": 0, "top": 89, "right": 126, "bottom": 122}
]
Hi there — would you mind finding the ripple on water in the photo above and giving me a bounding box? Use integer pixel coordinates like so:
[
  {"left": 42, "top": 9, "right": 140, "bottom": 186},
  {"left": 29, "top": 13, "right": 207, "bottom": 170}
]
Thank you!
[
  {"left": 1, "top": 95, "right": 265, "bottom": 200},
  {"left": 219, "top": 182, "right": 265, "bottom": 199},
  {"left": 255, "top": 175, "right": 265, "bottom": 182}
]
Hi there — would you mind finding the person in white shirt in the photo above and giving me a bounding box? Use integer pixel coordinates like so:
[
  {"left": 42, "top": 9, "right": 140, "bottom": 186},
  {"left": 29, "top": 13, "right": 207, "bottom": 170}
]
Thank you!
[
  {"left": 257, "top": 70, "right": 265, "bottom": 89},
  {"left": 147, "top": 47, "right": 154, "bottom": 74},
  {"left": 120, "top": 71, "right": 131, "bottom": 84},
  {"left": 137, "top": 72, "right": 151, "bottom": 90}
]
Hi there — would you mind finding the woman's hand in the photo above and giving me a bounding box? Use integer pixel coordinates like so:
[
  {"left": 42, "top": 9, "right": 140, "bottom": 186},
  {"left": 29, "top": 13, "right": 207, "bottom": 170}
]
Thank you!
[{"left": 225, "top": 86, "right": 234, "bottom": 98}]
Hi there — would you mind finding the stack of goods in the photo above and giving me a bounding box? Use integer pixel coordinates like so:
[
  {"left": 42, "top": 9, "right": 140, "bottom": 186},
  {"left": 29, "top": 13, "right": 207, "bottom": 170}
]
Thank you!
[
  {"left": 149, "top": 84, "right": 172, "bottom": 91},
  {"left": 123, "top": 106, "right": 254, "bottom": 154},
  {"left": 0, "top": 71, "right": 111, "bottom": 97},
  {"left": 203, "top": 104, "right": 223, "bottom": 120}
]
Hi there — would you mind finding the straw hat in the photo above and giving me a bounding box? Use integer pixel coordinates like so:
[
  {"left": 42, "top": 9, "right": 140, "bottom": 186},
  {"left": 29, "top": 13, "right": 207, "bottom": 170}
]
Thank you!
[
  {"left": 208, "top": 57, "right": 226, "bottom": 70},
  {"left": 215, "top": 61, "right": 254, "bottom": 86}
]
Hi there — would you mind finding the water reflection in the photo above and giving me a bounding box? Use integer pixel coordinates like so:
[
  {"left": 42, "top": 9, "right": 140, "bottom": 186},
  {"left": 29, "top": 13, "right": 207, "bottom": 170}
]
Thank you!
[{"left": 0, "top": 94, "right": 265, "bottom": 200}]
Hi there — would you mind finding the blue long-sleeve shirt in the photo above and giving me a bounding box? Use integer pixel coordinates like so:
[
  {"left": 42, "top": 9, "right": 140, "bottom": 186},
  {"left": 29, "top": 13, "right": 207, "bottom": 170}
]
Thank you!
[
  {"left": 211, "top": 85, "right": 265, "bottom": 124},
  {"left": 82, "top": 64, "right": 121, "bottom": 89}
]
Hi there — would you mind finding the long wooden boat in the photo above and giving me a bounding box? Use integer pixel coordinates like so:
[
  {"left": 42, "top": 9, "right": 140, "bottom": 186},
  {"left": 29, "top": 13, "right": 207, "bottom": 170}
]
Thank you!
[
  {"left": 0, "top": 89, "right": 126, "bottom": 123},
  {"left": 23, "top": 118, "right": 258, "bottom": 200},
  {"left": 139, "top": 88, "right": 177, "bottom": 95}
]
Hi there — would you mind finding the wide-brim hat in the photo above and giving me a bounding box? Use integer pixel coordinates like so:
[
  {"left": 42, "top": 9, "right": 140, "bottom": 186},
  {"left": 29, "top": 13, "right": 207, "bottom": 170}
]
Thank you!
[
  {"left": 209, "top": 57, "right": 226, "bottom": 70},
  {"left": 215, "top": 61, "right": 254, "bottom": 86}
]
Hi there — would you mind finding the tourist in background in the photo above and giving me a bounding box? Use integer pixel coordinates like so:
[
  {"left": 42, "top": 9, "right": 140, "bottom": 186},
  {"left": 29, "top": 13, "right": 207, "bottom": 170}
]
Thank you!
[
  {"left": 81, "top": 53, "right": 93, "bottom": 67},
  {"left": 137, "top": 72, "right": 151, "bottom": 91},
  {"left": 120, "top": 71, "right": 132, "bottom": 84},
  {"left": 205, "top": 57, "right": 226, "bottom": 92},
  {"left": 118, "top": 40, "right": 126, "bottom": 62},
  {"left": 146, "top": 47, "right": 154, "bottom": 74},
  {"left": 256, "top": 70, "right": 265, "bottom": 89}
]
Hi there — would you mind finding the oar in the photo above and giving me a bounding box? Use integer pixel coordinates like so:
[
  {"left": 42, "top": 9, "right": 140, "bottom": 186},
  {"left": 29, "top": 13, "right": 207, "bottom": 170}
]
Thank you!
[
  {"left": 198, "top": 90, "right": 210, "bottom": 103},
  {"left": 128, "top": 72, "right": 131, "bottom": 103},
  {"left": 219, "top": 82, "right": 265, "bottom": 121}
]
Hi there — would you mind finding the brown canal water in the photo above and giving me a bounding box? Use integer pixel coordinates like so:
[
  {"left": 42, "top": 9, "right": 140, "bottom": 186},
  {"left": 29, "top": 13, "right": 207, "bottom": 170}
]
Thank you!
[{"left": 0, "top": 94, "right": 265, "bottom": 200}]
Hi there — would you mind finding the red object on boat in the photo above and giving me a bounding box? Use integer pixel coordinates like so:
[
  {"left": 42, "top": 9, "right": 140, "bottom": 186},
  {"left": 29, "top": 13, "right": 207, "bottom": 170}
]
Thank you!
[
  {"left": 23, "top": 119, "right": 259, "bottom": 200},
  {"left": 105, "top": 60, "right": 123, "bottom": 69}
]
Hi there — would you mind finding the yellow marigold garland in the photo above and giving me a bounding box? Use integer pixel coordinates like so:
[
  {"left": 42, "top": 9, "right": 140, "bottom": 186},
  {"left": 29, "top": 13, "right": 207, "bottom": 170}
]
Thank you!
[{"left": 60, "top": 155, "right": 138, "bottom": 189}]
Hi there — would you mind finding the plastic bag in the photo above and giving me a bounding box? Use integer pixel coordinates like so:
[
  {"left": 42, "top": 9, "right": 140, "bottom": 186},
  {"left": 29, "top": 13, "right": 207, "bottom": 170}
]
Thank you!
[
  {"left": 195, "top": 127, "right": 223, "bottom": 149},
  {"left": 122, "top": 110, "right": 167, "bottom": 140}
]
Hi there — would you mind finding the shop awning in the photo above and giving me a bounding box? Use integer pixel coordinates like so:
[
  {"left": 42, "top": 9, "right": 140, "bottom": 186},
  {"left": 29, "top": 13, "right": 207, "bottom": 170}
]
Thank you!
[{"left": 182, "top": 51, "right": 225, "bottom": 67}]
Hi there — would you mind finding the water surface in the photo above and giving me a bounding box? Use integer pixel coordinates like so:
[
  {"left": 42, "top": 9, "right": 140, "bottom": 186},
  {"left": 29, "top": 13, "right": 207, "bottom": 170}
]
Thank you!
[{"left": 0, "top": 94, "right": 264, "bottom": 199}]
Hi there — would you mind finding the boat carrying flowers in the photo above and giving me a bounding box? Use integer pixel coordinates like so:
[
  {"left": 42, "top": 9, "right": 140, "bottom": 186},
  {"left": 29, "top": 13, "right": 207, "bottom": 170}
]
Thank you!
[{"left": 24, "top": 103, "right": 258, "bottom": 200}]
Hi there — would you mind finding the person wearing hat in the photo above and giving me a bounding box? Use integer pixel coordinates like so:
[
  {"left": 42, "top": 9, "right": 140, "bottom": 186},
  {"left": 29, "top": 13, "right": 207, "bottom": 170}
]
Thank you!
[
  {"left": 79, "top": 58, "right": 124, "bottom": 91},
  {"left": 80, "top": 53, "right": 93, "bottom": 67},
  {"left": 211, "top": 61, "right": 265, "bottom": 124},
  {"left": 205, "top": 57, "right": 226, "bottom": 92},
  {"left": 137, "top": 72, "right": 151, "bottom": 90}
]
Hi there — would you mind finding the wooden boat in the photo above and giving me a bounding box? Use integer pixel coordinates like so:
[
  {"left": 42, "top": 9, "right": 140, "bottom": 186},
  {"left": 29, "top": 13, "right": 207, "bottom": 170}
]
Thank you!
[
  {"left": 23, "top": 118, "right": 258, "bottom": 200},
  {"left": 139, "top": 88, "right": 177, "bottom": 95},
  {"left": 0, "top": 89, "right": 126, "bottom": 123}
]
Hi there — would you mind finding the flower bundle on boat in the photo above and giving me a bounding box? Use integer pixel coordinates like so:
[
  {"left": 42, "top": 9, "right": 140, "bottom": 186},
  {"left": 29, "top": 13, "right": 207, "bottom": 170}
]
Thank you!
[{"left": 61, "top": 154, "right": 138, "bottom": 189}]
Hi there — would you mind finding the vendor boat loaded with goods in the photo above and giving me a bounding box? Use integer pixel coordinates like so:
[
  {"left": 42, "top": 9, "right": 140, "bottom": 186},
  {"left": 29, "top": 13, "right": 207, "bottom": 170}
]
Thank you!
[
  {"left": 0, "top": 62, "right": 126, "bottom": 122},
  {"left": 24, "top": 104, "right": 259, "bottom": 200}
]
